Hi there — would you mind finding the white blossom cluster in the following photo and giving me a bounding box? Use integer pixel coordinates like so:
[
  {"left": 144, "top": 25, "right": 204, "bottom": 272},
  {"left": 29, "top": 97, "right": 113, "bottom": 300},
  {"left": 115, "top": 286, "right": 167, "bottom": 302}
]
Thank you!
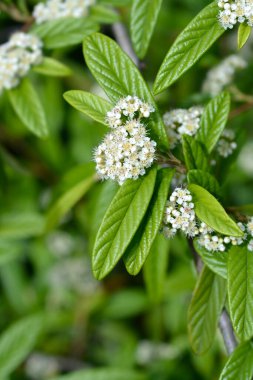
[
  {"left": 247, "top": 217, "right": 253, "bottom": 251},
  {"left": 216, "top": 129, "right": 237, "bottom": 157},
  {"left": 202, "top": 54, "right": 247, "bottom": 96},
  {"left": 163, "top": 106, "right": 203, "bottom": 148},
  {"left": 33, "top": 0, "right": 95, "bottom": 24},
  {"left": 25, "top": 353, "right": 59, "bottom": 379},
  {"left": 218, "top": 0, "right": 253, "bottom": 29},
  {"left": 94, "top": 96, "right": 156, "bottom": 185},
  {"left": 0, "top": 32, "right": 43, "bottom": 94}
]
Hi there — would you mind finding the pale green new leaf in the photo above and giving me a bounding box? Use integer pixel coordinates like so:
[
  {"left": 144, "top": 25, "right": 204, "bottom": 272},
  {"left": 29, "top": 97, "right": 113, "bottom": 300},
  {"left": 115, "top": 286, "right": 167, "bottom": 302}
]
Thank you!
[
  {"left": 228, "top": 246, "right": 253, "bottom": 341},
  {"left": 130, "top": 0, "right": 163, "bottom": 59},
  {"left": 7, "top": 77, "right": 48, "bottom": 138},
  {"left": 143, "top": 234, "right": 170, "bottom": 303},
  {"left": 238, "top": 23, "right": 252, "bottom": 49},
  {"left": 194, "top": 239, "right": 227, "bottom": 279},
  {"left": 33, "top": 57, "right": 72, "bottom": 77},
  {"left": 182, "top": 136, "right": 209, "bottom": 171},
  {"left": 83, "top": 33, "right": 168, "bottom": 148},
  {"left": 51, "top": 368, "right": 147, "bottom": 380},
  {"left": 187, "top": 170, "right": 221, "bottom": 197},
  {"left": 188, "top": 266, "right": 227, "bottom": 354},
  {"left": 197, "top": 92, "right": 230, "bottom": 153},
  {"left": 64, "top": 90, "right": 113, "bottom": 125},
  {"left": 219, "top": 341, "right": 253, "bottom": 380},
  {"left": 92, "top": 167, "right": 157, "bottom": 280},
  {"left": 153, "top": 2, "right": 224, "bottom": 94},
  {"left": 188, "top": 184, "right": 243, "bottom": 237},
  {"left": 0, "top": 314, "right": 44, "bottom": 377},
  {"left": 124, "top": 168, "right": 174, "bottom": 275}
]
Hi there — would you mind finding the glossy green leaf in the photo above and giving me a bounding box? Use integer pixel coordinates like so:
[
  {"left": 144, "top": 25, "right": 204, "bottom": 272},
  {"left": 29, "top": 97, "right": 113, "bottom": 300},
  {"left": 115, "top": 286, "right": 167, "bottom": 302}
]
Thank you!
[
  {"left": 51, "top": 368, "right": 147, "bottom": 380},
  {"left": 7, "top": 77, "right": 48, "bottom": 138},
  {"left": 228, "top": 246, "right": 253, "bottom": 341},
  {"left": 188, "top": 266, "right": 227, "bottom": 354},
  {"left": 130, "top": 0, "right": 163, "bottom": 59},
  {"left": 153, "top": 2, "right": 224, "bottom": 94},
  {"left": 92, "top": 167, "right": 157, "bottom": 280},
  {"left": 187, "top": 169, "right": 221, "bottom": 197},
  {"left": 194, "top": 239, "right": 227, "bottom": 279},
  {"left": 64, "top": 90, "right": 113, "bottom": 125},
  {"left": 197, "top": 92, "right": 230, "bottom": 153},
  {"left": 32, "top": 17, "right": 99, "bottom": 49},
  {"left": 238, "top": 23, "right": 252, "bottom": 49},
  {"left": 188, "top": 184, "right": 243, "bottom": 237},
  {"left": 182, "top": 136, "right": 209, "bottom": 171},
  {"left": 0, "top": 314, "right": 44, "bottom": 377},
  {"left": 83, "top": 33, "right": 168, "bottom": 149},
  {"left": 32, "top": 57, "right": 72, "bottom": 77},
  {"left": 124, "top": 168, "right": 174, "bottom": 275},
  {"left": 90, "top": 5, "right": 120, "bottom": 24},
  {"left": 143, "top": 234, "right": 170, "bottom": 303},
  {"left": 219, "top": 341, "right": 253, "bottom": 380}
]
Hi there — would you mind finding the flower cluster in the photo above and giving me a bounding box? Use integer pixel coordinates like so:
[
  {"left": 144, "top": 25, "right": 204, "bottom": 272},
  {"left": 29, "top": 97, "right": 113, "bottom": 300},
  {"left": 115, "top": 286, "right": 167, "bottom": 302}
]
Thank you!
[
  {"left": 216, "top": 129, "right": 237, "bottom": 157},
  {"left": 94, "top": 96, "right": 156, "bottom": 185},
  {"left": 0, "top": 32, "right": 43, "bottom": 93},
  {"left": 218, "top": 0, "right": 253, "bottom": 29},
  {"left": 202, "top": 55, "right": 247, "bottom": 96},
  {"left": 163, "top": 107, "right": 203, "bottom": 148},
  {"left": 33, "top": 0, "right": 95, "bottom": 24}
]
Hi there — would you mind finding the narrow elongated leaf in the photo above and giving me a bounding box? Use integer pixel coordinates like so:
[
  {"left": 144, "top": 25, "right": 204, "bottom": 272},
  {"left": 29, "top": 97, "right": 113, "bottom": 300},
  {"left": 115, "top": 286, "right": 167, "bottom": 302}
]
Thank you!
[
  {"left": 51, "top": 368, "right": 147, "bottom": 380},
  {"left": 0, "top": 314, "right": 43, "bottom": 377},
  {"left": 32, "top": 18, "right": 99, "bottom": 49},
  {"left": 228, "top": 246, "right": 253, "bottom": 341},
  {"left": 188, "top": 266, "right": 227, "bottom": 354},
  {"left": 187, "top": 170, "right": 221, "bottom": 197},
  {"left": 188, "top": 184, "right": 243, "bottom": 237},
  {"left": 7, "top": 78, "right": 48, "bottom": 138},
  {"left": 33, "top": 57, "right": 72, "bottom": 77},
  {"left": 197, "top": 92, "right": 230, "bottom": 153},
  {"left": 194, "top": 239, "right": 227, "bottom": 279},
  {"left": 153, "top": 2, "right": 224, "bottom": 94},
  {"left": 92, "top": 168, "right": 157, "bottom": 280},
  {"left": 90, "top": 5, "right": 120, "bottom": 24},
  {"left": 83, "top": 33, "right": 168, "bottom": 148},
  {"left": 182, "top": 136, "right": 209, "bottom": 171},
  {"left": 238, "top": 23, "right": 252, "bottom": 49},
  {"left": 130, "top": 0, "right": 163, "bottom": 59},
  {"left": 219, "top": 341, "right": 253, "bottom": 380},
  {"left": 64, "top": 90, "right": 113, "bottom": 125},
  {"left": 124, "top": 168, "right": 174, "bottom": 275},
  {"left": 143, "top": 234, "right": 170, "bottom": 303},
  {"left": 0, "top": 213, "right": 44, "bottom": 238}
]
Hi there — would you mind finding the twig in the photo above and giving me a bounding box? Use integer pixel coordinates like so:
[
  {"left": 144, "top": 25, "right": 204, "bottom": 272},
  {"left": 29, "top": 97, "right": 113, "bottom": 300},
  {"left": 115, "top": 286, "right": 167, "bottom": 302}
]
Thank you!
[
  {"left": 112, "top": 22, "right": 139, "bottom": 67},
  {"left": 0, "top": 3, "right": 32, "bottom": 23}
]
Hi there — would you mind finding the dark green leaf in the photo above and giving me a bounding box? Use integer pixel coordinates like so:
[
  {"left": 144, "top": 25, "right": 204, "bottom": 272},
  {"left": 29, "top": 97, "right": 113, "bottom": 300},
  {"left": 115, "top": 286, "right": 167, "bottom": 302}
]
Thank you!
[
  {"left": 238, "top": 23, "right": 252, "bottom": 49},
  {"left": 187, "top": 169, "right": 221, "bottom": 197},
  {"left": 182, "top": 136, "right": 209, "bottom": 171},
  {"left": 32, "top": 57, "right": 72, "bottom": 77},
  {"left": 219, "top": 341, "right": 253, "bottom": 380}
]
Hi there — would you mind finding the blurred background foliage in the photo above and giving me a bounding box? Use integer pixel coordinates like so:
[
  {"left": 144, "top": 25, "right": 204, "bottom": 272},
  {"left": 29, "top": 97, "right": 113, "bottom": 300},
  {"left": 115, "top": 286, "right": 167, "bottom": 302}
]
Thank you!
[{"left": 0, "top": 0, "right": 253, "bottom": 379}]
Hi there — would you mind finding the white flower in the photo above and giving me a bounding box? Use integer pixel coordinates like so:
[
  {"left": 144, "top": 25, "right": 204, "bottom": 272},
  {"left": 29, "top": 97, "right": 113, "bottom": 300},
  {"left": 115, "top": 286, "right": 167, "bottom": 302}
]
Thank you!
[
  {"left": 216, "top": 129, "right": 237, "bottom": 157},
  {"left": 247, "top": 217, "right": 253, "bottom": 236},
  {"left": 248, "top": 239, "right": 253, "bottom": 251},
  {"left": 217, "top": 0, "right": 253, "bottom": 29}
]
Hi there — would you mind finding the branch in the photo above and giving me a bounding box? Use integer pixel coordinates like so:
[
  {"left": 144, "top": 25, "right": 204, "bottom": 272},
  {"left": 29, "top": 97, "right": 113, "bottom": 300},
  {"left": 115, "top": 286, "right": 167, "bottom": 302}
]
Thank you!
[{"left": 112, "top": 22, "right": 139, "bottom": 67}]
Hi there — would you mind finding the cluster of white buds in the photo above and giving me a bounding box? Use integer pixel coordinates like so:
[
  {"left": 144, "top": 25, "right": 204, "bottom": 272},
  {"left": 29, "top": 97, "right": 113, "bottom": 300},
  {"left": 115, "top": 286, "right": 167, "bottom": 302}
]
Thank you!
[
  {"left": 33, "top": 0, "right": 95, "bottom": 24},
  {"left": 163, "top": 188, "right": 199, "bottom": 238},
  {"left": 163, "top": 107, "right": 203, "bottom": 148},
  {"left": 218, "top": 0, "right": 253, "bottom": 29},
  {"left": 202, "top": 54, "right": 247, "bottom": 96},
  {"left": 216, "top": 129, "right": 237, "bottom": 157},
  {"left": 0, "top": 32, "right": 43, "bottom": 94},
  {"left": 94, "top": 96, "right": 156, "bottom": 185}
]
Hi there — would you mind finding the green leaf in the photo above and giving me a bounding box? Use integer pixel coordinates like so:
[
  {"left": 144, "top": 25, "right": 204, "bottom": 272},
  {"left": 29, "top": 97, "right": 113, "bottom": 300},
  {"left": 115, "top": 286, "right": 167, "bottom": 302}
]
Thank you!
[
  {"left": 130, "top": 0, "right": 163, "bottom": 59},
  {"left": 92, "top": 167, "right": 157, "bottom": 280},
  {"left": 0, "top": 314, "right": 44, "bottom": 377},
  {"left": 7, "top": 77, "right": 48, "bottom": 138},
  {"left": 188, "top": 184, "right": 243, "bottom": 237},
  {"left": 197, "top": 92, "right": 231, "bottom": 153},
  {"left": 32, "top": 57, "right": 72, "bottom": 77},
  {"left": 90, "top": 5, "right": 120, "bottom": 24},
  {"left": 227, "top": 246, "right": 253, "bottom": 341},
  {"left": 219, "top": 341, "right": 253, "bottom": 380},
  {"left": 153, "top": 2, "right": 224, "bottom": 94},
  {"left": 188, "top": 266, "right": 226, "bottom": 354},
  {"left": 143, "top": 234, "right": 170, "bottom": 303},
  {"left": 0, "top": 241, "right": 23, "bottom": 266},
  {"left": 83, "top": 32, "right": 168, "bottom": 149},
  {"left": 194, "top": 239, "right": 227, "bottom": 279},
  {"left": 187, "top": 169, "right": 221, "bottom": 197},
  {"left": 32, "top": 18, "right": 99, "bottom": 49},
  {"left": 51, "top": 368, "right": 147, "bottom": 380},
  {"left": 63, "top": 90, "right": 113, "bottom": 125},
  {"left": 182, "top": 136, "right": 209, "bottom": 171},
  {"left": 0, "top": 213, "right": 44, "bottom": 239},
  {"left": 124, "top": 168, "right": 174, "bottom": 275},
  {"left": 238, "top": 23, "right": 252, "bottom": 49}
]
